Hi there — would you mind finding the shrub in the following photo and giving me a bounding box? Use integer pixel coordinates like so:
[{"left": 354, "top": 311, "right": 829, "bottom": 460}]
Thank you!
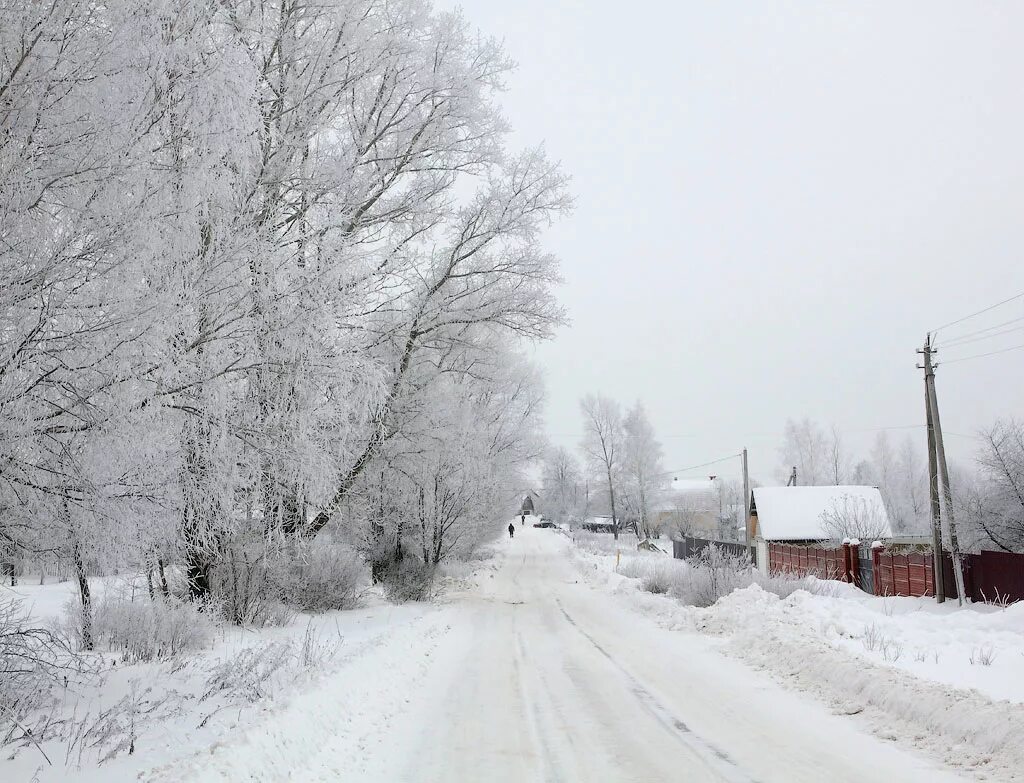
[
  {"left": 286, "top": 540, "right": 366, "bottom": 612},
  {"left": 654, "top": 545, "right": 816, "bottom": 608},
  {"left": 210, "top": 540, "right": 292, "bottom": 627},
  {"left": 618, "top": 556, "right": 688, "bottom": 595},
  {"left": 202, "top": 641, "right": 294, "bottom": 703},
  {"left": 382, "top": 558, "right": 435, "bottom": 602},
  {"left": 1, "top": 597, "right": 88, "bottom": 750},
  {"left": 573, "top": 530, "right": 641, "bottom": 556},
  {"left": 61, "top": 594, "right": 215, "bottom": 663},
  {"left": 210, "top": 538, "right": 365, "bottom": 624}
]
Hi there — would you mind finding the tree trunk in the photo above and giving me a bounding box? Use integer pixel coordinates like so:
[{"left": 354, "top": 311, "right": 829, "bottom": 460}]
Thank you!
[
  {"left": 606, "top": 465, "right": 619, "bottom": 541},
  {"left": 157, "top": 559, "right": 169, "bottom": 597},
  {"left": 185, "top": 553, "right": 212, "bottom": 602},
  {"left": 68, "top": 509, "right": 93, "bottom": 651}
]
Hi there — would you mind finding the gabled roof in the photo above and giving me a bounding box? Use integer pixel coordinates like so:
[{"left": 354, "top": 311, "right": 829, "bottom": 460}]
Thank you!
[{"left": 751, "top": 485, "right": 893, "bottom": 541}]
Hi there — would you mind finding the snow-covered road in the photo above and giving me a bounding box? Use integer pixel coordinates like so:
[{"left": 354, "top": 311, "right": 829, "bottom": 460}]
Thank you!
[{"left": 161, "top": 528, "right": 969, "bottom": 782}]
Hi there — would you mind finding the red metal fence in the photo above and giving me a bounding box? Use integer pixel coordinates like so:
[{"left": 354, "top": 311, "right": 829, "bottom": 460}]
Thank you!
[
  {"left": 768, "top": 541, "right": 872, "bottom": 592},
  {"left": 873, "top": 549, "right": 935, "bottom": 597},
  {"left": 768, "top": 542, "right": 1024, "bottom": 603},
  {"left": 769, "top": 543, "right": 846, "bottom": 581}
]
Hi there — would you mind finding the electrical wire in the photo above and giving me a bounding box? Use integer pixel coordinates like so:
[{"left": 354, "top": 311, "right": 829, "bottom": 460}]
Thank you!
[
  {"left": 938, "top": 314, "right": 1024, "bottom": 346},
  {"left": 939, "top": 342, "right": 1024, "bottom": 364},
  {"left": 656, "top": 453, "right": 742, "bottom": 478},
  {"left": 930, "top": 291, "right": 1024, "bottom": 336},
  {"left": 939, "top": 323, "right": 1024, "bottom": 349}
]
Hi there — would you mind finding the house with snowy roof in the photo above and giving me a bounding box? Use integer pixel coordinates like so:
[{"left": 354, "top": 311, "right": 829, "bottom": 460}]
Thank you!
[{"left": 749, "top": 485, "right": 893, "bottom": 571}]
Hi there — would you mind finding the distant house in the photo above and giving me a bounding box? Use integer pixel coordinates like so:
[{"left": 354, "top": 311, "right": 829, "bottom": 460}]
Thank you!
[
  {"left": 520, "top": 493, "right": 537, "bottom": 516},
  {"left": 652, "top": 480, "right": 723, "bottom": 540},
  {"left": 749, "top": 485, "right": 893, "bottom": 571},
  {"left": 581, "top": 515, "right": 618, "bottom": 533}
]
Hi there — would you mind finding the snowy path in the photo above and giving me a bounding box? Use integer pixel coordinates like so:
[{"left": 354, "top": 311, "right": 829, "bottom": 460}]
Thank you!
[{"left": 163, "top": 529, "right": 969, "bottom": 783}]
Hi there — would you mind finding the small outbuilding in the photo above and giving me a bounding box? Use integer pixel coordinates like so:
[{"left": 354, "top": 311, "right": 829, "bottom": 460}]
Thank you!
[
  {"left": 580, "top": 515, "right": 618, "bottom": 533},
  {"left": 749, "top": 485, "right": 893, "bottom": 571},
  {"left": 520, "top": 493, "right": 537, "bottom": 516}
]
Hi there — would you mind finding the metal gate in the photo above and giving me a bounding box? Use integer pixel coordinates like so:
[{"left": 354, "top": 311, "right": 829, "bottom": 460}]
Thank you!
[{"left": 857, "top": 544, "right": 875, "bottom": 594}]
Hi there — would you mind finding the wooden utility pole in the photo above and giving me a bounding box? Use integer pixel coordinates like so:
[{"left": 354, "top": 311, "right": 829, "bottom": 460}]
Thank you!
[
  {"left": 742, "top": 448, "right": 752, "bottom": 560},
  {"left": 924, "top": 385, "right": 945, "bottom": 603},
  {"left": 786, "top": 466, "right": 797, "bottom": 486},
  {"left": 921, "top": 335, "right": 967, "bottom": 604}
]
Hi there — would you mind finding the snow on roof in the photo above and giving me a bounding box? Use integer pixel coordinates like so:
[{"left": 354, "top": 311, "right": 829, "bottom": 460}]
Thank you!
[{"left": 751, "top": 485, "right": 893, "bottom": 541}]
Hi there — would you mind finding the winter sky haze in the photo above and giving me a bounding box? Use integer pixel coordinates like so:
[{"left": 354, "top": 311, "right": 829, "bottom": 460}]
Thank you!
[{"left": 446, "top": 0, "right": 1024, "bottom": 484}]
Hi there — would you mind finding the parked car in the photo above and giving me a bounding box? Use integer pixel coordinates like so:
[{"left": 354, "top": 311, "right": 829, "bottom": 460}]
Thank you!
[{"left": 533, "top": 520, "right": 557, "bottom": 529}]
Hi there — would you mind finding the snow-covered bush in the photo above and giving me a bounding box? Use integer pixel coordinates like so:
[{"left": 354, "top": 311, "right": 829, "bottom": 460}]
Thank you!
[
  {"left": 673, "top": 549, "right": 750, "bottom": 607},
  {"left": 210, "top": 541, "right": 295, "bottom": 627},
  {"left": 1, "top": 597, "right": 88, "bottom": 748},
  {"left": 98, "top": 595, "right": 213, "bottom": 662},
  {"left": 574, "top": 530, "right": 639, "bottom": 556},
  {"left": 627, "top": 546, "right": 815, "bottom": 607},
  {"left": 287, "top": 540, "right": 366, "bottom": 612},
  {"left": 60, "top": 594, "right": 215, "bottom": 663},
  {"left": 618, "top": 556, "right": 688, "bottom": 595},
  {"left": 382, "top": 559, "right": 435, "bottom": 602},
  {"left": 210, "top": 538, "right": 364, "bottom": 622},
  {"left": 202, "top": 642, "right": 294, "bottom": 703}
]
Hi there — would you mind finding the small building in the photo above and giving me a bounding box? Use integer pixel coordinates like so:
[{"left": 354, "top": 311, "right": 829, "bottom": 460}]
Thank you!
[
  {"left": 749, "top": 485, "right": 893, "bottom": 572},
  {"left": 520, "top": 492, "right": 537, "bottom": 516},
  {"left": 580, "top": 515, "right": 618, "bottom": 533}
]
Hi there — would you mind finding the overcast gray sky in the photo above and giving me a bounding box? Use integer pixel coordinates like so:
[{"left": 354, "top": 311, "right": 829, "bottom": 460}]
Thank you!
[{"left": 446, "top": 0, "right": 1024, "bottom": 484}]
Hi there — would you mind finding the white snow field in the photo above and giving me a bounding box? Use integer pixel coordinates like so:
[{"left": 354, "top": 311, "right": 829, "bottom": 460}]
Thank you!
[{"left": 143, "top": 527, "right": 971, "bottom": 783}]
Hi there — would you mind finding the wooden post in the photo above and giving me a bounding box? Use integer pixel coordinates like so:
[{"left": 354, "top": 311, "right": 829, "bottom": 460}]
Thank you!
[
  {"left": 871, "top": 541, "right": 883, "bottom": 596},
  {"left": 925, "top": 381, "right": 945, "bottom": 603},
  {"left": 742, "top": 448, "right": 751, "bottom": 562},
  {"left": 923, "top": 337, "right": 967, "bottom": 605}
]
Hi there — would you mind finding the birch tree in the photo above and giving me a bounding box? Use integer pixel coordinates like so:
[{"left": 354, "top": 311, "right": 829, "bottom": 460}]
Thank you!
[
  {"left": 580, "top": 394, "right": 623, "bottom": 539},
  {"left": 622, "top": 401, "right": 666, "bottom": 539}
]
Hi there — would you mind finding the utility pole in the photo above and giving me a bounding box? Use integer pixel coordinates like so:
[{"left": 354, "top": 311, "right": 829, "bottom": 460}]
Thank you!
[
  {"left": 924, "top": 385, "right": 945, "bottom": 603},
  {"left": 786, "top": 466, "right": 797, "bottom": 486},
  {"left": 920, "top": 335, "right": 967, "bottom": 604},
  {"left": 742, "top": 448, "right": 752, "bottom": 560}
]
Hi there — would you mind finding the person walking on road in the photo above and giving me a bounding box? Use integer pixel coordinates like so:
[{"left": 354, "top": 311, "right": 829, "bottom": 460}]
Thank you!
[{"left": 508, "top": 522, "right": 516, "bottom": 539}]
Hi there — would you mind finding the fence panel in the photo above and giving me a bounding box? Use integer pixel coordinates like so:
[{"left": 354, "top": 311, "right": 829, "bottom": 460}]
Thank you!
[
  {"left": 857, "top": 544, "right": 874, "bottom": 594},
  {"left": 674, "top": 536, "right": 752, "bottom": 564},
  {"left": 768, "top": 543, "right": 1024, "bottom": 603}
]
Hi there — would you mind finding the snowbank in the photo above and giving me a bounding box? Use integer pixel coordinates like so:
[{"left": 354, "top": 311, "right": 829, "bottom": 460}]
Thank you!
[{"left": 571, "top": 537, "right": 1024, "bottom": 779}]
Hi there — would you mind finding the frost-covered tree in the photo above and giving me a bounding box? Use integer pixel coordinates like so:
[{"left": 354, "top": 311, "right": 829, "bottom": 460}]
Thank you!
[
  {"left": 353, "top": 348, "right": 545, "bottom": 577},
  {"left": 961, "top": 419, "right": 1024, "bottom": 552},
  {"left": 777, "top": 418, "right": 829, "bottom": 485},
  {"left": 818, "top": 494, "right": 890, "bottom": 541},
  {"left": 541, "top": 447, "right": 584, "bottom": 523},
  {"left": 0, "top": 0, "right": 567, "bottom": 616},
  {"left": 580, "top": 394, "right": 624, "bottom": 539},
  {"left": 622, "top": 401, "right": 667, "bottom": 539}
]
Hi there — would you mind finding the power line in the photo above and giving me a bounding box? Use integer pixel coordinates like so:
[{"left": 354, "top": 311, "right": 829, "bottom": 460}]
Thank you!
[
  {"left": 931, "top": 290, "right": 1024, "bottom": 336},
  {"left": 939, "top": 314, "right": 1024, "bottom": 346},
  {"left": 940, "top": 323, "right": 1024, "bottom": 349},
  {"left": 657, "top": 453, "right": 742, "bottom": 478},
  {"left": 939, "top": 342, "right": 1024, "bottom": 364}
]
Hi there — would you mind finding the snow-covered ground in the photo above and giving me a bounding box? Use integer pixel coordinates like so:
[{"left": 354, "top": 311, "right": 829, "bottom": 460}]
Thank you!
[
  {"left": 2, "top": 575, "right": 443, "bottom": 783},
  {"left": 7, "top": 528, "right": 1019, "bottom": 781},
  {"left": 573, "top": 536, "right": 1024, "bottom": 779}
]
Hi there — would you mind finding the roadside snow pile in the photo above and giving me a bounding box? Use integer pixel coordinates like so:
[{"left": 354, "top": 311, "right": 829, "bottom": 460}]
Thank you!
[
  {"left": 571, "top": 538, "right": 1024, "bottom": 777},
  {"left": 704, "top": 581, "right": 1024, "bottom": 705},
  {"left": 702, "top": 584, "right": 1024, "bottom": 774}
]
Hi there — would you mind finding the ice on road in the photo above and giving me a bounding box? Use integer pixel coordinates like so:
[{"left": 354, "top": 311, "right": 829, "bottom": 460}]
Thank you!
[{"left": 166, "top": 529, "right": 968, "bottom": 783}]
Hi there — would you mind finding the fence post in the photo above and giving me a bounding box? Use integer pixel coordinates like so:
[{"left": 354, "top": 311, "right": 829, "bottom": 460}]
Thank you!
[
  {"left": 841, "top": 540, "right": 852, "bottom": 583},
  {"left": 848, "top": 538, "right": 861, "bottom": 587},
  {"left": 871, "top": 541, "right": 883, "bottom": 595}
]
